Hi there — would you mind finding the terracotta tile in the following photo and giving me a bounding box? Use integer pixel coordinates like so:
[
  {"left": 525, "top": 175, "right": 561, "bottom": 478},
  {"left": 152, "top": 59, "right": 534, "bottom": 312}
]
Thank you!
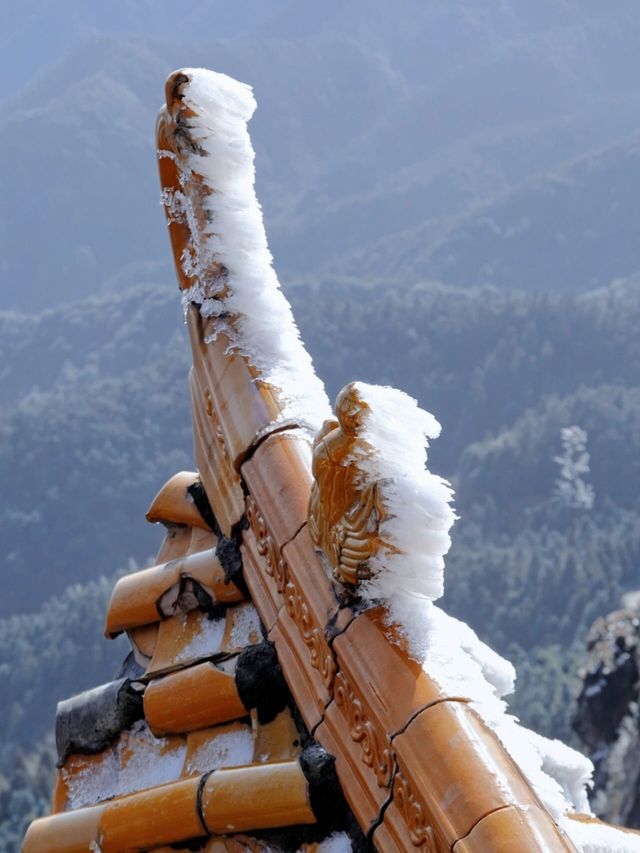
[
  {"left": 268, "top": 526, "right": 353, "bottom": 731},
  {"left": 372, "top": 789, "right": 451, "bottom": 853},
  {"left": 241, "top": 507, "right": 288, "bottom": 633},
  {"left": 98, "top": 775, "right": 204, "bottom": 852},
  {"left": 241, "top": 431, "right": 314, "bottom": 548},
  {"left": 128, "top": 623, "right": 159, "bottom": 663},
  {"left": 116, "top": 727, "right": 186, "bottom": 800},
  {"left": 314, "top": 716, "right": 386, "bottom": 837},
  {"left": 144, "top": 661, "right": 247, "bottom": 735},
  {"left": 392, "top": 700, "right": 562, "bottom": 848},
  {"left": 222, "top": 602, "right": 263, "bottom": 654},
  {"left": 58, "top": 723, "right": 187, "bottom": 810},
  {"left": 146, "top": 610, "right": 226, "bottom": 676},
  {"left": 155, "top": 525, "right": 193, "bottom": 564},
  {"left": 138, "top": 599, "right": 258, "bottom": 678},
  {"left": 56, "top": 747, "right": 117, "bottom": 811},
  {"left": 106, "top": 549, "right": 243, "bottom": 638},
  {"left": 282, "top": 526, "right": 353, "bottom": 638},
  {"left": 181, "top": 547, "right": 244, "bottom": 604},
  {"left": 51, "top": 770, "right": 66, "bottom": 813},
  {"left": 332, "top": 607, "right": 444, "bottom": 735},
  {"left": 146, "top": 471, "right": 212, "bottom": 531},
  {"left": 252, "top": 707, "right": 302, "bottom": 763},
  {"left": 183, "top": 722, "right": 254, "bottom": 775},
  {"left": 187, "top": 526, "right": 219, "bottom": 556},
  {"left": 269, "top": 622, "right": 322, "bottom": 733},
  {"left": 105, "top": 561, "right": 181, "bottom": 637},
  {"left": 187, "top": 308, "right": 285, "bottom": 467},
  {"left": 22, "top": 804, "right": 105, "bottom": 853},
  {"left": 156, "top": 106, "right": 198, "bottom": 292},
  {"left": 201, "top": 761, "right": 315, "bottom": 834},
  {"left": 190, "top": 364, "right": 245, "bottom": 537},
  {"left": 452, "top": 804, "right": 574, "bottom": 852}
]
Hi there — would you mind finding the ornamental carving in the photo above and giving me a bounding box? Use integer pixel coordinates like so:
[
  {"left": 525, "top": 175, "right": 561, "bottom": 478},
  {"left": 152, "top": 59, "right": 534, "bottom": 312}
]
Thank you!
[
  {"left": 284, "top": 581, "right": 336, "bottom": 689},
  {"left": 395, "top": 772, "right": 437, "bottom": 851},
  {"left": 245, "top": 496, "right": 289, "bottom": 594},
  {"left": 308, "top": 383, "right": 385, "bottom": 585},
  {"left": 204, "top": 388, "right": 230, "bottom": 466},
  {"left": 334, "top": 671, "right": 393, "bottom": 788}
]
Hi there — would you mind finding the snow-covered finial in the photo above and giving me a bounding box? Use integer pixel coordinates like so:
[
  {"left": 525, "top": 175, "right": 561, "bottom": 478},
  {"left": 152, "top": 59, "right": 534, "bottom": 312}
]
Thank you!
[
  {"left": 156, "top": 68, "right": 330, "bottom": 433},
  {"left": 308, "top": 381, "right": 456, "bottom": 603}
]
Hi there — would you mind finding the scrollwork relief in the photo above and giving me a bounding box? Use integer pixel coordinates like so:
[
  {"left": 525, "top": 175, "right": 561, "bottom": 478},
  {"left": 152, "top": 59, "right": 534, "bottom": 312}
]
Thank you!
[
  {"left": 245, "top": 495, "right": 288, "bottom": 594},
  {"left": 284, "top": 581, "right": 335, "bottom": 689},
  {"left": 395, "top": 772, "right": 437, "bottom": 851},
  {"left": 334, "top": 671, "right": 393, "bottom": 788}
]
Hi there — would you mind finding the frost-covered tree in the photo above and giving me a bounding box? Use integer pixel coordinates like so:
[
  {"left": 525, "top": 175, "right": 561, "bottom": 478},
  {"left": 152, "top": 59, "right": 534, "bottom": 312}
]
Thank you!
[{"left": 553, "top": 425, "right": 595, "bottom": 511}]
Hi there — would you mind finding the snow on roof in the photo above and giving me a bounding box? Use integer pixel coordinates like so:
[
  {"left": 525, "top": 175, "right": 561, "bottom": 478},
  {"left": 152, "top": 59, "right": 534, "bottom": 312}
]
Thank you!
[
  {"left": 561, "top": 817, "right": 640, "bottom": 853},
  {"left": 353, "top": 381, "right": 456, "bottom": 604},
  {"left": 171, "top": 68, "right": 331, "bottom": 433},
  {"left": 348, "top": 382, "right": 613, "bottom": 843}
]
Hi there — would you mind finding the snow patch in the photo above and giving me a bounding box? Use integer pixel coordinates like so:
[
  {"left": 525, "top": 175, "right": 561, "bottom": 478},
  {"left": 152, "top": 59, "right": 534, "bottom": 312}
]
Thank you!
[
  {"left": 353, "top": 382, "right": 456, "bottom": 605},
  {"left": 167, "top": 68, "right": 331, "bottom": 433},
  {"left": 63, "top": 749, "right": 119, "bottom": 810},
  {"left": 174, "top": 613, "right": 225, "bottom": 663},
  {"left": 227, "top": 602, "right": 263, "bottom": 650},
  {"left": 184, "top": 727, "right": 254, "bottom": 774},
  {"left": 346, "top": 383, "right": 596, "bottom": 828},
  {"left": 116, "top": 721, "right": 185, "bottom": 796},
  {"left": 308, "top": 832, "right": 353, "bottom": 853},
  {"left": 63, "top": 721, "right": 186, "bottom": 809},
  {"left": 562, "top": 817, "right": 640, "bottom": 852}
]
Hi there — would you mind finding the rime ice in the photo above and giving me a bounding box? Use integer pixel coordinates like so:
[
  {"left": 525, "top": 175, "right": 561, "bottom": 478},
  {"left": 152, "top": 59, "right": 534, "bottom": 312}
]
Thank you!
[
  {"left": 168, "top": 68, "right": 331, "bottom": 434},
  {"left": 347, "top": 382, "right": 640, "bottom": 851}
]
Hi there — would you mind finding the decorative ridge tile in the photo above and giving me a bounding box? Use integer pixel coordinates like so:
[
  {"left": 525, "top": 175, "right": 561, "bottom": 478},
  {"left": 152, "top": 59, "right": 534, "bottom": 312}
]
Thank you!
[
  {"left": 105, "top": 548, "right": 244, "bottom": 638},
  {"left": 146, "top": 471, "right": 213, "bottom": 531}
]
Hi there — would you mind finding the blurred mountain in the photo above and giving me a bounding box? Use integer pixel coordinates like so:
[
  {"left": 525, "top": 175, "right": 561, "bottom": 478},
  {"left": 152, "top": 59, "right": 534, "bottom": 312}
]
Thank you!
[
  {"left": 1, "top": 0, "right": 291, "bottom": 91},
  {"left": 331, "top": 133, "right": 640, "bottom": 291},
  {"left": 3, "top": 2, "right": 640, "bottom": 310}
]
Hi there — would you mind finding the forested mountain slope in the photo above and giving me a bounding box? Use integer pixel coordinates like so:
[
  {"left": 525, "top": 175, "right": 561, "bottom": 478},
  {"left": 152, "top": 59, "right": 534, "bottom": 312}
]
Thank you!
[{"left": 3, "top": 279, "right": 638, "bottom": 617}]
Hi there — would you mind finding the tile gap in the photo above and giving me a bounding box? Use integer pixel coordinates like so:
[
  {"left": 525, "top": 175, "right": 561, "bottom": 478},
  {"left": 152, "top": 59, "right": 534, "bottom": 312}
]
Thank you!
[
  {"left": 390, "top": 696, "right": 470, "bottom": 741},
  {"left": 281, "top": 518, "right": 307, "bottom": 552},
  {"left": 366, "top": 756, "right": 398, "bottom": 849},
  {"left": 326, "top": 606, "right": 358, "bottom": 649},
  {"left": 241, "top": 420, "right": 303, "bottom": 467},
  {"left": 452, "top": 803, "right": 514, "bottom": 850}
]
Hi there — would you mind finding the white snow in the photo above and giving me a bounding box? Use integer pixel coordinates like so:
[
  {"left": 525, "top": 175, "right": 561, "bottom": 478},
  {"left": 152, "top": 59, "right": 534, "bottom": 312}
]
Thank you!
[
  {"left": 174, "top": 612, "right": 225, "bottom": 663},
  {"left": 184, "top": 726, "right": 254, "bottom": 774},
  {"left": 226, "top": 602, "right": 263, "bottom": 650},
  {"left": 343, "top": 382, "right": 607, "bottom": 842},
  {"left": 63, "top": 748, "right": 119, "bottom": 810},
  {"left": 163, "top": 68, "right": 331, "bottom": 432},
  {"left": 306, "top": 832, "right": 353, "bottom": 853},
  {"left": 352, "top": 382, "right": 456, "bottom": 605},
  {"left": 116, "top": 721, "right": 186, "bottom": 796},
  {"left": 63, "top": 721, "right": 186, "bottom": 809},
  {"left": 561, "top": 817, "right": 640, "bottom": 852}
]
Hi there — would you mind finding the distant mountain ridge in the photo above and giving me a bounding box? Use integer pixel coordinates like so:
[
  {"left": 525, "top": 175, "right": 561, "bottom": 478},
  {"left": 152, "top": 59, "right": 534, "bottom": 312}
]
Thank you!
[{"left": 3, "top": 2, "right": 640, "bottom": 310}]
